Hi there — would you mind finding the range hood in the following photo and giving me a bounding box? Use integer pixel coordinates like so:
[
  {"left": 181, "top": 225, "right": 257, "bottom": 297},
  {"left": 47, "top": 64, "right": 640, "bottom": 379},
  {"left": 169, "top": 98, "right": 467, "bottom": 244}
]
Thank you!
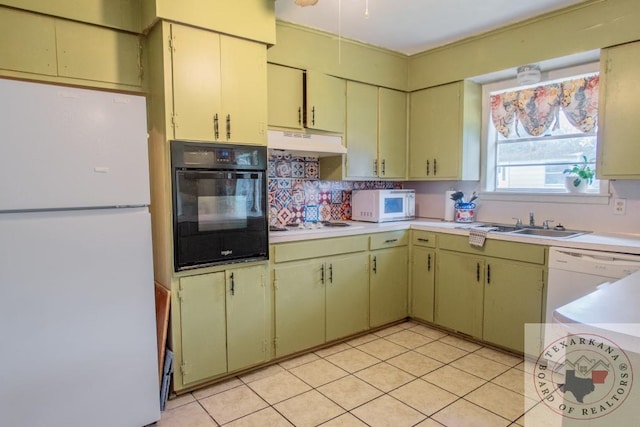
[{"left": 267, "top": 130, "right": 346, "bottom": 157}]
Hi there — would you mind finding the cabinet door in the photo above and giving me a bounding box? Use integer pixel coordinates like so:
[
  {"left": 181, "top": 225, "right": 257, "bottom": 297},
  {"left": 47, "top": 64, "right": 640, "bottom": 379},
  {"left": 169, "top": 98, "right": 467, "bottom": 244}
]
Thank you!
[
  {"left": 56, "top": 19, "right": 141, "bottom": 87},
  {"left": 483, "top": 259, "right": 544, "bottom": 352},
  {"left": 326, "top": 253, "right": 370, "bottom": 341},
  {"left": 379, "top": 88, "right": 407, "bottom": 179},
  {"left": 178, "top": 273, "right": 227, "bottom": 386},
  {"left": 226, "top": 265, "right": 267, "bottom": 372},
  {"left": 409, "top": 83, "right": 461, "bottom": 179},
  {"left": 0, "top": 8, "right": 56, "bottom": 76},
  {"left": 411, "top": 246, "right": 435, "bottom": 323},
  {"left": 370, "top": 246, "right": 408, "bottom": 328},
  {"left": 171, "top": 24, "right": 221, "bottom": 141},
  {"left": 274, "top": 260, "right": 325, "bottom": 357},
  {"left": 345, "top": 81, "right": 378, "bottom": 178},
  {"left": 267, "top": 63, "right": 304, "bottom": 129},
  {"left": 306, "top": 70, "right": 346, "bottom": 133},
  {"left": 597, "top": 41, "right": 640, "bottom": 178},
  {"left": 435, "top": 251, "right": 484, "bottom": 338},
  {"left": 220, "top": 35, "right": 267, "bottom": 145}
]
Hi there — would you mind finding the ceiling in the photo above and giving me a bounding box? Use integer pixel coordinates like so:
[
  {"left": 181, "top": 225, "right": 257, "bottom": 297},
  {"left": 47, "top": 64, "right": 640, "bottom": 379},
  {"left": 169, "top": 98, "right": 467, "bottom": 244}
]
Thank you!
[{"left": 275, "top": 0, "right": 590, "bottom": 56}]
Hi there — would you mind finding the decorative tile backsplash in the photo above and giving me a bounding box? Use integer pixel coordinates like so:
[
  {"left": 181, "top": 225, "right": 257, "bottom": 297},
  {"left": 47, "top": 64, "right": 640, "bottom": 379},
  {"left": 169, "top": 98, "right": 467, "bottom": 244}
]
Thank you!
[{"left": 268, "top": 153, "right": 402, "bottom": 225}]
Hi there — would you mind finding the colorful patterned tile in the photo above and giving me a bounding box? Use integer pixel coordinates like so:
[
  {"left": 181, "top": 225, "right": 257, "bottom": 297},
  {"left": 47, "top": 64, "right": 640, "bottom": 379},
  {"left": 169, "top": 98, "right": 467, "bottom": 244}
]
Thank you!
[
  {"left": 318, "top": 191, "right": 331, "bottom": 205},
  {"left": 304, "top": 156, "right": 318, "bottom": 162},
  {"left": 320, "top": 204, "right": 331, "bottom": 221},
  {"left": 269, "top": 206, "right": 279, "bottom": 225},
  {"left": 274, "top": 189, "right": 292, "bottom": 209},
  {"left": 289, "top": 179, "right": 303, "bottom": 191},
  {"left": 342, "top": 191, "right": 352, "bottom": 204},
  {"left": 305, "top": 161, "right": 319, "bottom": 178},
  {"left": 330, "top": 190, "right": 343, "bottom": 204},
  {"left": 319, "top": 180, "right": 332, "bottom": 191},
  {"left": 305, "top": 205, "right": 319, "bottom": 222},
  {"left": 331, "top": 204, "right": 345, "bottom": 220},
  {"left": 276, "top": 160, "right": 291, "bottom": 178},
  {"left": 268, "top": 179, "right": 278, "bottom": 193},
  {"left": 276, "top": 207, "right": 295, "bottom": 225},
  {"left": 268, "top": 160, "right": 276, "bottom": 178},
  {"left": 291, "top": 189, "right": 305, "bottom": 205},
  {"left": 290, "top": 204, "right": 305, "bottom": 223},
  {"left": 291, "top": 160, "right": 305, "bottom": 178},
  {"left": 276, "top": 179, "right": 291, "bottom": 189}
]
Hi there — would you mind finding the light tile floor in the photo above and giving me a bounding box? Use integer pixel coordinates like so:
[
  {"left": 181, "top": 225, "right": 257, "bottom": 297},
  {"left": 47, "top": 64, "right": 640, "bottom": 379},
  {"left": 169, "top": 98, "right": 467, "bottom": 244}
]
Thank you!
[{"left": 158, "top": 321, "right": 541, "bottom": 427}]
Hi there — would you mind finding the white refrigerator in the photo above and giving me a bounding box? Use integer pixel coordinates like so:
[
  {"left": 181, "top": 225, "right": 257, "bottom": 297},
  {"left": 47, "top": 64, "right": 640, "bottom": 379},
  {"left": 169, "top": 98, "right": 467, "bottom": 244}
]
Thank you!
[{"left": 0, "top": 79, "right": 160, "bottom": 426}]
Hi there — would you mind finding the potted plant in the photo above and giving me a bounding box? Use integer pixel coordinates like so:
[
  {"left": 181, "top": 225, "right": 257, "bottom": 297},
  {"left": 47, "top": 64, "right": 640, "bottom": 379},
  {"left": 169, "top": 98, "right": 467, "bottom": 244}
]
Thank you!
[{"left": 563, "top": 155, "right": 595, "bottom": 193}]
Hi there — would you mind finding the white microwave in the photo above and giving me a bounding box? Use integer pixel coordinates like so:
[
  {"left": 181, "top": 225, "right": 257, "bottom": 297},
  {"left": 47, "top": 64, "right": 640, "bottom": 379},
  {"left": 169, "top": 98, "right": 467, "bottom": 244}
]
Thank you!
[{"left": 351, "top": 189, "right": 415, "bottom": 222}]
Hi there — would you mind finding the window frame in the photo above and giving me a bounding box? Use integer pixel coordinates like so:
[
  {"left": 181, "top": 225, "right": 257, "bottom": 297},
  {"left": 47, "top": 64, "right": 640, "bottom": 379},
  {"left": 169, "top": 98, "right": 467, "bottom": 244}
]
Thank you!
[{"left": 479, "top": 61, "right": 609, "bottom": 205}]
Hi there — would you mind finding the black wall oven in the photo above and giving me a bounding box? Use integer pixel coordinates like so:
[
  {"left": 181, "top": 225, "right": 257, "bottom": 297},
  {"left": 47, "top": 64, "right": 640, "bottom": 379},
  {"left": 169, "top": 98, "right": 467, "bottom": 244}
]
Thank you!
[{"left": 171, "top": 141, "right": 268, "bottom": 271}]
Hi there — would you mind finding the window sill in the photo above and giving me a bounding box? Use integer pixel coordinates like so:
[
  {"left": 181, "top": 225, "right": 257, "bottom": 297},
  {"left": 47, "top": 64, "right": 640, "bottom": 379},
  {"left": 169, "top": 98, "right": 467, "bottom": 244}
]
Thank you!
[{"left": 479, "top": 191, "right": 610, "bottom": 205}]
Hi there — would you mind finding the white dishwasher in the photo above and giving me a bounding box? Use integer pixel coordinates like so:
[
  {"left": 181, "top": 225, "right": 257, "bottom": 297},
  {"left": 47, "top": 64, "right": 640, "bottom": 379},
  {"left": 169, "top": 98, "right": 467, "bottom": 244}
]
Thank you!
[{"left": 546, "top": 247, "right": 640, "bottom": 324}]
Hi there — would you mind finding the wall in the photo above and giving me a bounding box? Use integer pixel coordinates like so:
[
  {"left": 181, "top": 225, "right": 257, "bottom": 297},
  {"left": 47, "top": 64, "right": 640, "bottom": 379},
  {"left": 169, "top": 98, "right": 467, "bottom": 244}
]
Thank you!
[
  {"left": 268, "top": 152, "right": 400, "bottom": 225},
  {"left": 405, "top": 180, "right": 640, "bottom": 235},
  {"left": 408, "top": 0, "right": 640, "bottom": 90}
]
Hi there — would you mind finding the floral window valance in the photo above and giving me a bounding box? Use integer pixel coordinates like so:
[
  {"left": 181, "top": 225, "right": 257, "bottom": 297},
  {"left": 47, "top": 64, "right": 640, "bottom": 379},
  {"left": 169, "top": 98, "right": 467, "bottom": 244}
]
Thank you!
[{"left": 490, "top": 74, "right": 599, "bottom": 138}]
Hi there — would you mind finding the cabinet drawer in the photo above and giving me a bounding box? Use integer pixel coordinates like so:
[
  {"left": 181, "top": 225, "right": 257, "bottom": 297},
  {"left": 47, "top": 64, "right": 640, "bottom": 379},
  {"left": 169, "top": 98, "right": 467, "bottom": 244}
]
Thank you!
[
  {"left": 273, "top": 235, "right": 368, "bottom": 263},
  {"left": 438, "top": 233, "right": 546, "bottom": 265},
  {"left": 370, "top": 230, "right": 408, "bottom": 250},
  {"left": 411, "top": 230, "right": 436, "bottom": 248}
]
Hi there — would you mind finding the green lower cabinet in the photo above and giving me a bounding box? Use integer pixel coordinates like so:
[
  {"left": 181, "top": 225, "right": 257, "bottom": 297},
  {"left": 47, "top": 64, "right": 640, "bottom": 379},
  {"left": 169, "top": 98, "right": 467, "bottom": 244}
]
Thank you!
[
  {"left": 435, "top": 251, "right": 484, "bottom": 338},
  {"left": 178, "top": 272, "right": 227, "bottom": 386},
  {"left": 226, "top": 265, "right": 268, "bottom": 372},
  {"left": 176, "top": 264, "right": 268, "bottom": 390},
  {"left": 482, "top": 259, "right": 544, "bottom": 353},
  {"left": 273, "top": 259, "right": 326, "bottom": 357},
  {"left": 411, "top": 246, "right": 436, "bottom": 323},
  {"left": 325, "top": 253, "right": 370, "bottom": 341},
  {"left": 273, "top": 253, "right": 369, "bottom": 357},
  {"left": 435, "top": 249, "right": 545, "bottom": 352},
  {"left": 370, "top": 246, "right": 409, "bottom": 328}
]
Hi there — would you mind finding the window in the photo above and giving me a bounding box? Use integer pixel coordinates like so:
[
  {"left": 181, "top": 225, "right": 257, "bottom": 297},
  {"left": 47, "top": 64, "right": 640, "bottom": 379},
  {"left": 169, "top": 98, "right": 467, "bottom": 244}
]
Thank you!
[{"left": 484, "top": 66, "right": 603, "bottom": 195}]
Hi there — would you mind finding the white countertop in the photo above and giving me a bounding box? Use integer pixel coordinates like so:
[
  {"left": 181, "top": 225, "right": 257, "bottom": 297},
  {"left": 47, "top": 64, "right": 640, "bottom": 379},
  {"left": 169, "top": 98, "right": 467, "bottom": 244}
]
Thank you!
[{"left": 269, "top": 218, "right": 640, "bottom": 254}]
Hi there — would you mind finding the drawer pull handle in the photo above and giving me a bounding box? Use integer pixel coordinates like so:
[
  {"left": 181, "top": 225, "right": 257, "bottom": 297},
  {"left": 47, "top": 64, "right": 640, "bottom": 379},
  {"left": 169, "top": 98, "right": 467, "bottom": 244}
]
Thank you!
[
  {"left": 230, "top": 272, "right": 235, "bottom": 295},
  {"left": 417, "top": 238, "right": 430, "bottom": 242},
  {"left": 384, "top": 238, "right": 398, "bottom": 244},
  {"left": 487, "top": 264, "right": 491, "bottom": 284},
  {"left": 476, "top": 263, "right": 480, "bottom": 282},
  {"left": 329, "top": 263, "right": 333, "bottom": 283},
  {"left": 321, "top": 264, "right": 325, "bottom": 284},
  {"left": 372, "top": 256, "right": 377, "bottom": 274},
  {"left": 427, "top": 254, "right": 431, "bottom": 271}
]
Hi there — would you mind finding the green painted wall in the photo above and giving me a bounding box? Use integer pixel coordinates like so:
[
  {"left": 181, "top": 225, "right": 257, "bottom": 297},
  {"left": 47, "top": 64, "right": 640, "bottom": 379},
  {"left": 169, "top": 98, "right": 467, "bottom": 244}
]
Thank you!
[
  {"left": 267, "top": 21, "right": 409, "bottom": 91},
  {"left": 408, "top": 0, "right": 640, "bottom": 90}
]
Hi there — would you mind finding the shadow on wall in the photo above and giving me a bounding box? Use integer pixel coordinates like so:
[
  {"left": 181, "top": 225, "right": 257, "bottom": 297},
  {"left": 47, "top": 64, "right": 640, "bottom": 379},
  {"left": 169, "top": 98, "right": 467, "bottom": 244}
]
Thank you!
[{"left": 268, "top": 153, "right": 402, "bottom": 225}]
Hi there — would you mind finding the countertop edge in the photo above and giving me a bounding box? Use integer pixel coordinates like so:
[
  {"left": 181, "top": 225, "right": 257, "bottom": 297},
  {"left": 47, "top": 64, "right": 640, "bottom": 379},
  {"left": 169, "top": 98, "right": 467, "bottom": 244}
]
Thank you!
[{"left": 269, "top": 219, "right": 640, "bottom": 254}]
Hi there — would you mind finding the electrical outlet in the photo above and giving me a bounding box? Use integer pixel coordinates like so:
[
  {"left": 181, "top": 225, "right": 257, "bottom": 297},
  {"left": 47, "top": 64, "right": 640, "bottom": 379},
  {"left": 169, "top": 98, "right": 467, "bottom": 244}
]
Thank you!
[{"left": 613, "top": 198, "right": 626, "bottom": 215}]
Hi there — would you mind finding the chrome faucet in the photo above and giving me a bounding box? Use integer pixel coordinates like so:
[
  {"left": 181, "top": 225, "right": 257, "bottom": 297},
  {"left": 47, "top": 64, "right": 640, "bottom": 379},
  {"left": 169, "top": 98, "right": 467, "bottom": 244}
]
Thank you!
[{"left": 529, "top": 212, "right": 535, "bottom": 227}]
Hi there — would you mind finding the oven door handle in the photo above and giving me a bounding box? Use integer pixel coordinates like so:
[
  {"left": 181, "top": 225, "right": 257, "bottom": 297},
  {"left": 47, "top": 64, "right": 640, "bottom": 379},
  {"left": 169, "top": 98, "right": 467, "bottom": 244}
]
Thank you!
[{"left": 179, "top": 171, "right": 261, "bottom": 180}]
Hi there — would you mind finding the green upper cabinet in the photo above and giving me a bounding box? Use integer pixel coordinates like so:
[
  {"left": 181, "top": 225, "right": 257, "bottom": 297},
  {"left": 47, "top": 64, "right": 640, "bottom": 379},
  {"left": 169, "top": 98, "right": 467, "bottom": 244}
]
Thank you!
[
  {"left": 345, "top": 83, "right": 407, "bottom": 179},
  {"left": 378, "top": 88, "right": 407, "bottom": 179},
  {"left": 305, "top": 70, "right": 346, "bottom": 133},
  {"left": 170, "top": 23, "right": 267, "bottom": 144},
  {"left": 0, "top": 8, "right": 57, "bottom": 77},
  {"left": 346, "top": 81, "right": 379, "bottom": 178},
  {"left": 267, "top": 63, "right": 304, "bottom": 129},
  {"left": 144, "top": 0, "right": 276, "bottom": 45},
  {"left": 409, "top": 80, "right": 480, "bottom": 180},
  {"left": 0, "top": 8, "right": 141, "bottom": 90},
  {"left": 597, "top": 41, "right": 640, "bottom": 179}
]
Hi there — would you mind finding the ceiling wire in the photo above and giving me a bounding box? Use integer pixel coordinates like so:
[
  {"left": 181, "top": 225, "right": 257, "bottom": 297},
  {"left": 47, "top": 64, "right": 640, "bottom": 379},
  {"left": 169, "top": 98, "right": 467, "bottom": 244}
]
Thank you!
[{"left": 338, "top": 0, "right": 342, "bottom": 64}]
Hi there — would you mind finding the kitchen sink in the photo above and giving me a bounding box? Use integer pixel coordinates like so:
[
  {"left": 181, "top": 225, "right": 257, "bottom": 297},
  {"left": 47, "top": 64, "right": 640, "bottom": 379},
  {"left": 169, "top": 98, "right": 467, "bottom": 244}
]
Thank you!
[{"left": 510, "top": 228, "right": 588, "bottom": 238}]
